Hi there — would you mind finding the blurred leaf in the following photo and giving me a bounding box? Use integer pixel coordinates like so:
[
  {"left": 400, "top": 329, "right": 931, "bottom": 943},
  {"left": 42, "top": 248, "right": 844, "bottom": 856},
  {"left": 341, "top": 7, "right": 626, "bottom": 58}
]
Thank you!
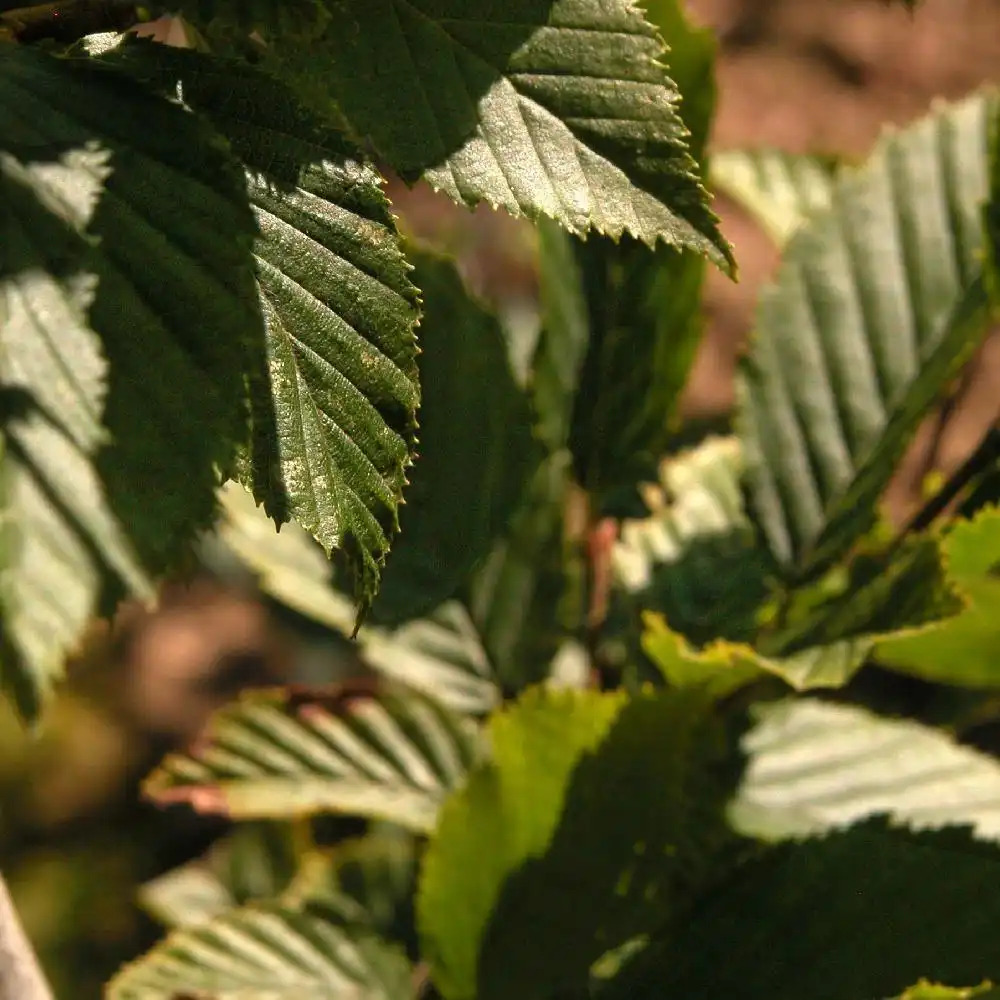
[
  {"left": 712, "top": 149, "right": 837, "bottom": 245},
  {"left": 418, "top": 686, "right": 736, "bottom": 1000},
  {"left": 362, "top": 603, "right": 499, "bottom": 717},
  {"left": 285, "top": 831, "right": 418, "bottom": 949},
  {"left": 741, "top": 92, "right": 997, "bottom": 582},
  {"left": 606, "top": 820, "right": 1000, "bottom": 1000},
  {"left": 729, "top": 699, "right": 1000, "bottom": 842},
  {"left": 108, "top": 903, "right": 413, "bottom": 999},
  {"left": 372, "top": 250, "right": 540, "bottom": 626},
  {"left": 466, "top": 454, "right": 573, "bottom": 694},
  {"left": 878, "top": 506, "right": 1000, "bottom": 686},
  {"left": 145, "top": 686, "right": 481, "bottom": 834},
  {"left": 641, "top": 613, "right": 868, "bottom": 693},
  {"left": 892, "top": 984, "right": 1000, "bottom": 1000},
  {"left": 139, "top": 863, "right": 234, "bottom": 930}
]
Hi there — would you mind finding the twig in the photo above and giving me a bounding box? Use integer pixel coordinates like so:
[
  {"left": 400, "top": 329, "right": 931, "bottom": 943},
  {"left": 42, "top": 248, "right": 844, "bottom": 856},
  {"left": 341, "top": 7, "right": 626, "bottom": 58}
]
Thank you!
[{"left": 0, "top": 872, "right": 53, "bottom": 1000}]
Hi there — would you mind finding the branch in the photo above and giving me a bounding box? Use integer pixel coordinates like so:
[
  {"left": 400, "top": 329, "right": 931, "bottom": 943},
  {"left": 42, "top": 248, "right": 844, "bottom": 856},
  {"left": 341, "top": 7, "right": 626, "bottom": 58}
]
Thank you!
[{"left": 0, "top": 872, "right": 52, "bottom": 1000}]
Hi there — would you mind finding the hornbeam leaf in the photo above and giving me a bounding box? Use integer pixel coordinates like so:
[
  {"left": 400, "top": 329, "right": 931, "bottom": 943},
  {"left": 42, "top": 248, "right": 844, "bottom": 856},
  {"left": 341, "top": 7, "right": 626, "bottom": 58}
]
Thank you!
[
  {"left": 741, "top": 92, "right": 999, "bottom": 582},
  {"left": 144, "top": 686, "right": 481, "bottom": 833},
  {"left": 712, "top": 148, "right": 838, "bottom": 246},
  {"left": 107, "top": 903, "right": 413, "bottom": 1000},
  {"left": 605, "top": 820, "right": 1000, "bottom": 1000},
  {"left": 1, "top": 46, "right": 260, "bottom": 719},
  {"left": 729, "top": 699, "right": 1000, "bottom": 843},
  {"left": 92, "top": 38, "right": 421, "bottom": 608},
  {"left": 268, "top": 0, "right": 732, "bottom": 268}
]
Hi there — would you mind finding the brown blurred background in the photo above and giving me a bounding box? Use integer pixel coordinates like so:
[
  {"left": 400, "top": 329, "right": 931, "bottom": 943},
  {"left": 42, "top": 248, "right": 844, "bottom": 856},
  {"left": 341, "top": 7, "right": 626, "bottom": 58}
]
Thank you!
[{"left": 6, "top": 2, "right": 1000, "bottom": 995}]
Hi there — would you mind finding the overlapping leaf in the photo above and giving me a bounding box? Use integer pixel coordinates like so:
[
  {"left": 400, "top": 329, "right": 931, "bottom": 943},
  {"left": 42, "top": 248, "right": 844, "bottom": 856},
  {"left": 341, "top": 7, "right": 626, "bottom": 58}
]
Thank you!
[
  {"left": 108, "top": 903, "right": 413, "bottom": 1000},
  {"left": 1, "top": 46, "right": 262, "bottom": 719},
  {"left": 372, "top": 250, "right": 539, "bottom": 625},
  {"left": 418, "top": 686, "right": 736, "bottom": 1000},
  {"left": 741, "top": 92, "right": 999, "bottom": 582},
  {"left": 145, "top": 686, "right": 481, "bottom": 833},
  {"left": 712, "top": 149, "right": 837, "bottom": 245},
  {"left": 877, "top": 506, "right": 1000, "bottom": 686},
  {"left": 95, "top": 37, "right": 421, "bottom": 607},
  {"left": 604, "top": 820, "right": 1000, "bottom": 1000},
  {"left": 268, "top": 0, "right": 731, "bottom": 266},
  {"left": 729, "top": 699, "right": 1000, "bottom": 842}
]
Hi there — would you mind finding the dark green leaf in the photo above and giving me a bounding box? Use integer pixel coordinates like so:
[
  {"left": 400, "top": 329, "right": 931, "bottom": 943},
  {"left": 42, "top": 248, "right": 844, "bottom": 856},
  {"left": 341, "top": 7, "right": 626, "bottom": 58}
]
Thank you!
[{"left": 605, "top": 821, "right": 1000, "bottom": 1000}]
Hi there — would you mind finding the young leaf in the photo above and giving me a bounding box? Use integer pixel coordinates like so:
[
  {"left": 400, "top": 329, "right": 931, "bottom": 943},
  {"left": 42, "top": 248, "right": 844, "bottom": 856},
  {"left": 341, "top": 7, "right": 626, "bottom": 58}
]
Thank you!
[
  {"left": 94, "top": 37, "right": 422, "bottom": 608},
  {"left": 891, "top": 984, "right": 1000, "bottom": 1000},
  {"left": 877, "top": 506, "right": 1000, "bottom": 686},
  {"left": 144, "top": 686, "right": 481, "bottom": 834},
  {"left": 741, "top": 92, "right": 999, "bottom": 582},
  {"left": 604, "top": 821, "right": 1000, "bottom": 1000},
  {"left": 1, "top": 45, "right": 261, "bottom": 719},
  {"left": 269, "top": 0, "right": 732, "bottom": 268},
  {"left": 712, "top": 149, "right": 838, "bottom": 246},
  {"left": 372, "top": 250, "right": 540, "bottom": 626},
  {"left": 729, "top": 699, "right": 1000, "bottom": 843},
  {"left": 418, "top": 686, "right": 737, "bottom": 1000},
  {"left": 107, "top": 903, "right": 413, "bottom": 1000}
]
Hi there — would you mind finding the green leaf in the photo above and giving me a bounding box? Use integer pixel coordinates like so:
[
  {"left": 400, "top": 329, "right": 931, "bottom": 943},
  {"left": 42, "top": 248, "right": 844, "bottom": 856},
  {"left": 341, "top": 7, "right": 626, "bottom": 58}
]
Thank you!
[
  {"left": 641, "top": 612, "right": 869, "bottom": 693},
  {"left": 218, "top": 483, "right": 501, "bottom": 713},
  {"left": 144, "top": 686, "right": 481, "bottom": 834},
  {"left": 712, "top": 149, "right": 837, "bottom": 245},
  {"left": 466, "top": 453, "right": 573, "bottom": 694},
  {"left": 362, "top": 602, "right": 500, "bottom": 717},
  {"left": 892, "top": 984, "right": 1000, "bottom": 1000},
  {"left": 107, "top": 903, "right": 413, "bottom": 1000},
  {"left": 607, "top": 820, "right": 1000, "bottom": 1000},
  {"left": 94, "top": 37, "right": 422, "bottom": 607},
  {"left": 877, "top": 506, "right": 1000, "bottom": 686},
  {"left": 418, "top": 686, "right": 736, "bottom": 1000},
  {"left": 284, "top": 831, "right": 418, "bottom": 948},
  {"left": 741, "top": 92, "right": 998, "bottom": 582},
  {"left": 217, "top": 480, "right": 357, "bottom": 636},
  {"left": 613, "top": 436, "right": 773, "bottom": 645},
  {"left": 1, "top": 45, "right": 261, "bottom": 719},
  {"left": 140, "top": 822, "right": 299, "bottom": 929},
  {"left": 372, "top": 249, "right": 539, "bottom": 626},
  {"left": 270, "top": 0, "right": 732, "bottom": 268},
  {"left": 729, "top": 698, "right": 1000, "bottom": 843}
]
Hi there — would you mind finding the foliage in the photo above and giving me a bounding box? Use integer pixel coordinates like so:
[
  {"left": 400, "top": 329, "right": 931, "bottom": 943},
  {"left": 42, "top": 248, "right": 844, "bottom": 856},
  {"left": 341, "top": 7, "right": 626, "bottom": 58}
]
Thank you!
[{"left": 4, "top": 1, "right": 1000, "bottom": 999}]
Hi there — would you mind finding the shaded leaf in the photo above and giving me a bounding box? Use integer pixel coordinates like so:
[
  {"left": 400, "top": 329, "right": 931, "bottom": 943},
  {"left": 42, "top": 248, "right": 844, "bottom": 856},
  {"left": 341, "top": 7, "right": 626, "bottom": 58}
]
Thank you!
[
  {"left": 466, "top": 454, "right": 573, "bottom": 695},
  {"left": 605, "top": 820, "right": 1000, "bottom": 1000},
  {"left": 145, "top": 686, "right": 481, "bottom": 834},
  {"left": 372, "top": 250, "right": 539, "bottom": 626},
  {"left": 0, "top": 45, "right": 262, "bottom": 718},
  {"left": 108, "top": 903, "right": 413, "bottom": 999},
  {"left": 279, "top": 1, "right": 731, "bottom": 267},
  {"left": 729, "top": 698, "right": 1000, "bottom": 842},
  {"left": 94, "top": 36, "right": 422, "bottom": 608},
  {"left": 418, "top": 686, "right": 737, "bottom": 1000},
  {"left": 712, "top": 149, "right": 837, "bottom": 245},
  {"left": 741, "top": 92, "right": 998, "bottom": 582}
]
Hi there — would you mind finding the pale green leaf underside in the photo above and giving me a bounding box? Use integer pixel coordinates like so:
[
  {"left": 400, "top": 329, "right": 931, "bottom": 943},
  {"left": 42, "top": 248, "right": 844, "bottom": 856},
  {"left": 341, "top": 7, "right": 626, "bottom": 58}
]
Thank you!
[
  {"left": 295, "top": 0, "right": 731, "bottom": 267},
  {"left": 730, "top": 699, "right": 1000, "bottom": 842},
  {"left": 145, "top": 688, "right": 480, "bottom": 833},
  {"left": 107, "top": 904, "right": 413, "bottom": 1000},
  {"left": 741, "top": 92, "right": 997, "bottom": 580},
  {"left": 712, "top": 148, "right": 837, "bottom": 246}
]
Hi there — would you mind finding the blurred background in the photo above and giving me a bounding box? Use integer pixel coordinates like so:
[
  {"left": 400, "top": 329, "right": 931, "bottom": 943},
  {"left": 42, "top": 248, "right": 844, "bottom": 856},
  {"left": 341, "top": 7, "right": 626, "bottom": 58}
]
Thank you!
[{"left": 6, "top": 1, "right": 1000, "bottom": 995}]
